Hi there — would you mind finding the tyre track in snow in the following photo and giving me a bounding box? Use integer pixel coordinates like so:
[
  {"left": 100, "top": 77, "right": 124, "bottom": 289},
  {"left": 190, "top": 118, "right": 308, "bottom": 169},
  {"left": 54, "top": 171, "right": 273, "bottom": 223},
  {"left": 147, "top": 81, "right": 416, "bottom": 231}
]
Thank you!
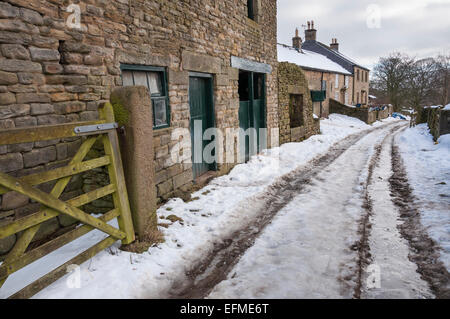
[
  {"left": 166, "top": 121, "right": 406, "bottom": 299},
  {"left": 389, "top": 136, "right": 450, "bottom": 298},
  {"left": 353, "top": 125, "right": 432, "bottom": 299}
]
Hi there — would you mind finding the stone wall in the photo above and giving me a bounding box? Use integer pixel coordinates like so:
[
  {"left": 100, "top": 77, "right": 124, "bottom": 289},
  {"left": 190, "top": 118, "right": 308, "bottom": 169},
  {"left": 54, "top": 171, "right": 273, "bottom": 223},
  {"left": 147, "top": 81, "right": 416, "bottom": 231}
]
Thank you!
[
  {"left": 278, "top": 62, "right": 320, "bottom": 144},
  {"left": 329, "top": 98, "right": 376, "bottom": 124},
  {"left": 0, "top": 0, "right": 278, "bottom": 253},
  {"left": 423, "top": 106, "right": 450, "bottom": 141}
]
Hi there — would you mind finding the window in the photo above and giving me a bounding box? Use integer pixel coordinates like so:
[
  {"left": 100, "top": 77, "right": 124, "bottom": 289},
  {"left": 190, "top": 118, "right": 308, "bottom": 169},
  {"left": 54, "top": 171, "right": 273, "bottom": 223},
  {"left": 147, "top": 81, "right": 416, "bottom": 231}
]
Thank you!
[
  {"left": 247, "top": 0, "right": 255, "bottom": 20},
  {"left": 345, "top": 76, "right": 349, "bottom": 87},
  {"left": 357, "top": 70, "right": 360, "bottom": 81},
  {"left": 121, "top": 65, "right": 170, "bottom": 129},
  {"left": 253, "top": 73, "right": 264, "bottom": 100},
  {"left": 289, "top": 94, "right": 304, "bottom": 128},
  {"left": 357, "top": 92, "right": 360, "bottom": 104},
  {"left": 335, "top": 74, "right": 339, "bottom": 89}
]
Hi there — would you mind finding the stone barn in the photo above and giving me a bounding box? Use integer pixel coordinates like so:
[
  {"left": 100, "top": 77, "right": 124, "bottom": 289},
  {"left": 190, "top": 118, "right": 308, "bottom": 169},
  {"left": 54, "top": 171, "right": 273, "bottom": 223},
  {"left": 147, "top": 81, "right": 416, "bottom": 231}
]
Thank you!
[{"left": 0, "top": 0, "right": 278, "bottom": 256}]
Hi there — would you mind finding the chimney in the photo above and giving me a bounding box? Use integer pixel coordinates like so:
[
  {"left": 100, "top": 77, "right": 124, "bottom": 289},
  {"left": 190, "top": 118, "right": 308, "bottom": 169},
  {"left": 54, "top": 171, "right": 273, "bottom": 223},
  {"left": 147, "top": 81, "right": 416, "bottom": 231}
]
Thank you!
[
  {"left": 330, "top": 38, "right": 339, "bottom": 51},
  {"left": 305, "top": 20, "right": 317, "bottom": 41},
  {"left": 292, "top": 28, "right": 302, "bottom": 51}
]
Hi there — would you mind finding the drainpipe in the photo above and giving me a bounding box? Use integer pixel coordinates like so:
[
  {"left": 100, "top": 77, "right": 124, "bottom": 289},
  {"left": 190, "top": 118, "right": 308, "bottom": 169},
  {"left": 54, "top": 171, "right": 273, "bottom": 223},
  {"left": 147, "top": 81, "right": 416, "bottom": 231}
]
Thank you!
[{"left": 320, "top": 72, "right": 324, "bottom": 117}]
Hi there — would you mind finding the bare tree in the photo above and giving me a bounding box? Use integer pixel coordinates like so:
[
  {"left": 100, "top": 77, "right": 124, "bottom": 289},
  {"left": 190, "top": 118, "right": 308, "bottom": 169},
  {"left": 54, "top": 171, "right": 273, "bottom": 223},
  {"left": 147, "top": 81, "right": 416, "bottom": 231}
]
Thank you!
[
  {"left": 434, "top": 54, "right": 450, "bottom": 106},
  {"left": 405, "top": 57, "right": 437, "bottom": 109},
  {"left": 372, "top": 52, "right": 414, "bottom": 111}
]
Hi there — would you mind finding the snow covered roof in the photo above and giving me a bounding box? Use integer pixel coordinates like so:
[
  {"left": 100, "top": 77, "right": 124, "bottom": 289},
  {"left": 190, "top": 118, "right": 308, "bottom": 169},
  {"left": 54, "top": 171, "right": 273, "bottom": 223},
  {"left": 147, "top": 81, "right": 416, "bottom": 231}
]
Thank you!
[
  {"left": 277, "top": 44, "right": 351, "bottom": 75},
  {"left": 369, "top": 95, "right": 377, "bottom": 99},
  {"left": 444, "top": 104, "right": 450, "bottom": 111}
]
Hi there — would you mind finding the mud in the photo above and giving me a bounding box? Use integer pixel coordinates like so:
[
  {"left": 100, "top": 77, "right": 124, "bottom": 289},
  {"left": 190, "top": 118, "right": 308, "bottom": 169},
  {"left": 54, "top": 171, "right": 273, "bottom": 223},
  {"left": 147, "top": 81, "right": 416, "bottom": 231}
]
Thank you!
[
  {"left": 166, "top": 122, "right": 403, "bottom": 299},
  {"left": 389, "top": 140, "right": 450, "bottom": 299}
]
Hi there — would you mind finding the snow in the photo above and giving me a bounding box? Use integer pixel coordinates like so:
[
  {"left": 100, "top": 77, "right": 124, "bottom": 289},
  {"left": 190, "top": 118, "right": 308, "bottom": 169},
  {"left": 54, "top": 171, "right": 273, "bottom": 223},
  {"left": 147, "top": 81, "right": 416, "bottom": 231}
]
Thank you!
[
  {"left": 1, "top": 114, "right": 398, "bottom": 299},
  {"left": 397, "top": 124, "right": 450, "bottom": 271},
  {"left": 369, "top": 95, "right": 377, "bottom": 99},
  {"left": 444, "top": 104, "right": 450, "bottom": 111},
  {"left": 277, "top": 44, "right": 351, "bottom": 75}
]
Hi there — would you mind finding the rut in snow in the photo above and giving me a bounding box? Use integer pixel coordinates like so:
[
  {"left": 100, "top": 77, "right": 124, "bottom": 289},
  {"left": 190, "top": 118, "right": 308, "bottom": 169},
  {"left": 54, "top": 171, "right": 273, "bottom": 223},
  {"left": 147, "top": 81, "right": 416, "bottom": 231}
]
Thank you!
[
  {"left": 389, "top": 137, "right": 450, "bottom": 298},
  {"left": 352, "top": 124, "right": 406, "bottom": 298},
  {"left": 166, "top": 121, "right": 404, "bottom": 299}
]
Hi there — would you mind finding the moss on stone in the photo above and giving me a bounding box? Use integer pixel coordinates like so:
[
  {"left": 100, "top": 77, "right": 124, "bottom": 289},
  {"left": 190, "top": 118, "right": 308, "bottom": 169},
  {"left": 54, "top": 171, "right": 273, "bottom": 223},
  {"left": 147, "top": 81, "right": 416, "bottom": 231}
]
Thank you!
[{"left": 110, "top": 95, "right": 129, "bottom": 127}]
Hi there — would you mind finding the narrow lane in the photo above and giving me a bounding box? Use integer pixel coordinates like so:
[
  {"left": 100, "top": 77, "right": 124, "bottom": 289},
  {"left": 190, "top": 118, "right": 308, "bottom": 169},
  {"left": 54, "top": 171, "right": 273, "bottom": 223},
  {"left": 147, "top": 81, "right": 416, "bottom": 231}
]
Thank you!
[{"left": 167, "top": 121, "right": 410, "bottom": 298}]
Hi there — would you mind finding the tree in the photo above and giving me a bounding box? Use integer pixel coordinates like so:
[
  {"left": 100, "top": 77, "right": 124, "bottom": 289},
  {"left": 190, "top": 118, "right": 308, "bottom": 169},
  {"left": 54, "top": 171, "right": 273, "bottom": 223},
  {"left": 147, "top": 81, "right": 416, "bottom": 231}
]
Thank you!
[
  {"left": 372, "top": 52, "right": 415, "bottom": 111},
  {"left": 404, "top": 57, "right": 437, "bottom": 109},
  {"left": 434, "top": 54, "right": 450, "bottom": 106}
]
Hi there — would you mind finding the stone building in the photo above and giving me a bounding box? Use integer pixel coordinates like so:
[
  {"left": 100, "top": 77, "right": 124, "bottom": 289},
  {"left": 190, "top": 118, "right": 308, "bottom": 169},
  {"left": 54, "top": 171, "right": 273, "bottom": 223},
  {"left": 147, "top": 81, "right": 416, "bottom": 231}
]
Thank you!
[
  {"left": 278, "top": 27, "right": 352, "bottom": 118},
  {"left": 0, "top": 0, "right": 278, "bottom": 255},
  {"left": 301, "top": 21, "right": 370, "bottom": 107},
  {"left": 278, "top": 61, "right": 320, "bottom": 144}
]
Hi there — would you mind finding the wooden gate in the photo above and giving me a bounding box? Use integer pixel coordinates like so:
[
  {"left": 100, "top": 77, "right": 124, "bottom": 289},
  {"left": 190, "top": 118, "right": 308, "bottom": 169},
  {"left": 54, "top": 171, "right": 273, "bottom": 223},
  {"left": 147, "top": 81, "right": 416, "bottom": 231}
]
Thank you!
[{"left": 0, "top": 102, "right": 135, "bottom": 299}]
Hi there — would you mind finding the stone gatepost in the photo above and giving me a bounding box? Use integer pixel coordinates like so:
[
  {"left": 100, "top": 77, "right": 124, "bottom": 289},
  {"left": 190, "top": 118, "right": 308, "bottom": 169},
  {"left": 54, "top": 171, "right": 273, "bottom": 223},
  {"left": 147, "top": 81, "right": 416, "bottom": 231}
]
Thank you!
[{"left": 109, "top": 86, "right": 156, "bottom": 238}]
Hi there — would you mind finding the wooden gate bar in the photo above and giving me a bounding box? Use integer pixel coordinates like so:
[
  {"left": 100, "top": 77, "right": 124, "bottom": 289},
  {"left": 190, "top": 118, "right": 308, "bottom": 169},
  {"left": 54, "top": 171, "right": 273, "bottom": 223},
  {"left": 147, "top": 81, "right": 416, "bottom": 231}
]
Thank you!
[
  {"left": 8, "top": 236, "right": 117, "bottom": 299},
  {"left": 0, "top": 156, "right": 111, "bottom": 195},
  {"left": 0, "top": 121, "right": 105, "bottom": 145},
  {"left": 0, "top": 184, "right": 117, "bottom": 239},
  {"left": 0, "top": 136, "right": 99, "bottom": 288},
  {"left": 0, "top": 172, "right": 126, "bottom": 240},
  {"left": 0, "top": 209, "right": 120, "bottom": 280}
]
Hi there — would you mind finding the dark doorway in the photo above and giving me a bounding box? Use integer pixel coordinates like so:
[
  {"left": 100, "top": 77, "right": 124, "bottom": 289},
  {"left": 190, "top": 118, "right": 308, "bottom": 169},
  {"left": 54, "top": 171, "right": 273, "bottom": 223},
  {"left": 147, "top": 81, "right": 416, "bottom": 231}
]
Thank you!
[{"left": 238, "top": 70, "right": 266, "bottom": 162}]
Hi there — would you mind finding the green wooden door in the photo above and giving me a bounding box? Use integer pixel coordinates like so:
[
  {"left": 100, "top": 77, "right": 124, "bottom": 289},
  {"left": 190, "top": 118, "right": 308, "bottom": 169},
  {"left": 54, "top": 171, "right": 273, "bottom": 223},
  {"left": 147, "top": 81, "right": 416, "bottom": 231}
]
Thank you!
[
  {"left": 238, "top": 71, "right": 266, "bottom": 162},
  {"left": 189, "top": 76, "right": 215, "bottom": 179}
]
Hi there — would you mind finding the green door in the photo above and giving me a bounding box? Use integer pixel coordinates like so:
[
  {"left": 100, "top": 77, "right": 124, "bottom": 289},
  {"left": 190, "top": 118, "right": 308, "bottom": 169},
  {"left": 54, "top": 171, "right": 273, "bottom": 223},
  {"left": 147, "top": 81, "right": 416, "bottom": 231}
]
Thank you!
[
  {"left": 189, "top": 76, "right": 215, "bottom": 179},
  {"left": 238, "top": 71, "right": 266, "bottom": 162}
]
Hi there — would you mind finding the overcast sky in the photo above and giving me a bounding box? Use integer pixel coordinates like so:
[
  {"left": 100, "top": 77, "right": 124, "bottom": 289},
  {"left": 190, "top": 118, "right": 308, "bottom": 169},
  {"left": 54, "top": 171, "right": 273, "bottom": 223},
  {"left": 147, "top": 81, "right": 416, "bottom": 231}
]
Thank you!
[{"left": 277, "top": 0, "right": 450, "bottom": 70}]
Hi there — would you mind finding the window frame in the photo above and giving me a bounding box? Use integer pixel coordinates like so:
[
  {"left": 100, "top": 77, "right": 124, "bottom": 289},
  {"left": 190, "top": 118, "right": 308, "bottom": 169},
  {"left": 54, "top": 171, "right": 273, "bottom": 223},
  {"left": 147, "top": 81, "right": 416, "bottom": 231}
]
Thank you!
[
  {"left": 120, "top": 64, "right": 170, "bottom": 130},
  {"left": 247, "top": 0, "right": 255, "bottom": 20}
]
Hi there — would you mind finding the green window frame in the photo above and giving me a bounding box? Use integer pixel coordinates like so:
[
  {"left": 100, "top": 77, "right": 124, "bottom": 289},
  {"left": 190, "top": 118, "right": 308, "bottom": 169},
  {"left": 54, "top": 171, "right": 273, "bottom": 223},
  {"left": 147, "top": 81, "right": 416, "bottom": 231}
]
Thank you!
[{"left": 120, "top": 64, "right": 170, "bottom": 129}]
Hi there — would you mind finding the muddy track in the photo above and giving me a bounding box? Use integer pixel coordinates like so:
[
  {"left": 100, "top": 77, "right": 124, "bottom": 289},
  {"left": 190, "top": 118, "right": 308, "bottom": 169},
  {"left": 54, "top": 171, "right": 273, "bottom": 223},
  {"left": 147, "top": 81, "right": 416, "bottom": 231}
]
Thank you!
[
  {"left": 166, "top": 121, "right": 404, "bottom": 299},
  {"left": 389, "top": 137, "right": 450, "bottom": 299},
  {"left": 352, "top": 125, "right": 404, "bottom": 298}
]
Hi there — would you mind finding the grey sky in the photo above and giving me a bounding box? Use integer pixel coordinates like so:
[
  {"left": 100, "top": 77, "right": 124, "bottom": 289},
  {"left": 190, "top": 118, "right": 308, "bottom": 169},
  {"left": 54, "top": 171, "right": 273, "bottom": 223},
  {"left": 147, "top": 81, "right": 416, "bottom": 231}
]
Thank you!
[{"left": 277, "top": 0, "right": 450, "bottom": 70}]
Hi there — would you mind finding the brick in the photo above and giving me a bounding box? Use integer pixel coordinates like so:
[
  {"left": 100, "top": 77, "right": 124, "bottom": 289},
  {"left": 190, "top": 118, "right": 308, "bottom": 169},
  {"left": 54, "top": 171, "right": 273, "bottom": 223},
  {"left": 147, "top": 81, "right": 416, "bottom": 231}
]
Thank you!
[
  {"left": 1, "top": 191, "right": 28, "bottom": 210},
  {"left": 0, "top": 58, "right": 41, "bottom": 73},
  {"left": 54, "top": 101, "right": 86, "bottom": 114},
  {"left": 23, "top": 146, "right": 56, "bottom": 167},
  {"left": 20, "top": 7, "right": 43, "bottom": 25},
  {"left": 17, "top": 72, "right": 45, "bottom": 85},
  {"left": 37, "top": 114, "right": 65, "bottom": 125},
  {"left": 64, "top": 64, "right": 90, "bottom": 75},
  {"left": 0, "top": 31, "right": 32, "bottom": 45},
  {"left": 0, "top": 70, "right": 18, "bottom": 85},
  {"left": 29, "top": 46, "right": 60, "bottom": 61},
  {"left": 0, "top": 18, "right": 34, "bottom": 33},
  {"left": 16, "top": 93, "right": 50, "bottom": 103},
  {"left": 14, "top": 115, "right": 37, "bottom": 127},
  {"left": 56, "top": 143, "right": 68, "bottom": 160},
  {"left": 157, "top": 179, "right": 173, "bottom": 196},
  {"left": 0, "top": 92, "right": 15, "bottom": 105},
  {"left": 0, "top": 44, "right": 30, "bottom": 60},
  {"left": 7, "top": 142, "right": 33, "bottom": 153},
  {"left": 30, "top": 103, "right": 53, "bottom": 115},
  {"left": 42, "top": 62, "right": 63, "bottom": 74},
  {"left": 173, "top": 170, "right": 193, "bottom": 189},
  {"left": 0, "top": 234, "right": 16, "bottom": 255},
  {"left": 0, "top": 153, "right": 23, "bottom": 172},
  {"left": 0, "top": 2, "right": 19, "bottom": 18}
]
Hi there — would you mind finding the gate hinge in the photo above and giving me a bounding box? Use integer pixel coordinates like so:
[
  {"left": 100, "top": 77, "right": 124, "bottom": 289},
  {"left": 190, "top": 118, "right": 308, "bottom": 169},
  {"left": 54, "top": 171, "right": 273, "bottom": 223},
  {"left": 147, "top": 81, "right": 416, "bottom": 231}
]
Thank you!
[{"left": 74, "top": 122, "right": 118, "bottom": 134}]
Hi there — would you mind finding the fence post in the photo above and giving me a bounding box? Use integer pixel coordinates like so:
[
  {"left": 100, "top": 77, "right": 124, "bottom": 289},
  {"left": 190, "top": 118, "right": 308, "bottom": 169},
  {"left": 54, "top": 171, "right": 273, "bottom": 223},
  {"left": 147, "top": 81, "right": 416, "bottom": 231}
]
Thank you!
[{"left": 109, "top": 87, "right": 157, "bottom": 238}]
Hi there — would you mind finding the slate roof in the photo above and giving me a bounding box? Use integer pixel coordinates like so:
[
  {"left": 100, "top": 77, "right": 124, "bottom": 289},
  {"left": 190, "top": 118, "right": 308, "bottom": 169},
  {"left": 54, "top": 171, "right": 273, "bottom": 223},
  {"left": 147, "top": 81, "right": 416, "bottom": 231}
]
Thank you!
[
  {"left": 277, "top": 44, "right": 351, "bottom": 75},
  {"left": 302, "top": 40, "right": 370, "bottom": 74}
]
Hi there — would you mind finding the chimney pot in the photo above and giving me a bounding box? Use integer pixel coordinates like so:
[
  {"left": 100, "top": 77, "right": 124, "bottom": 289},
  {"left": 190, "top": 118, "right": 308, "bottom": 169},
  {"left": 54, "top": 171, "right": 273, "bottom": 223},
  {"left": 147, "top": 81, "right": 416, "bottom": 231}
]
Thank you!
[
  {"left": 305, "top": 20, "right": 317, "bottom": 41},
  {"left": 330, "top": 38, "right": 339, "bottom": 51},
  {"left": 292, "top": 28, "right": 302, "bottom": 50}
]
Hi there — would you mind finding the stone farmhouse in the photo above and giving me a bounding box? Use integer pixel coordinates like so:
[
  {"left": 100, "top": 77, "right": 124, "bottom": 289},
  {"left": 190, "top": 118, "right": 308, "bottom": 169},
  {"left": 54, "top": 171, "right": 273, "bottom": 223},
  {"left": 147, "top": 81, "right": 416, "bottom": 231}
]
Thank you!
[
  {"left": 278, "top": 22, "right": 370, "bottom": 119},
  {"left": 0, "top": 0, "right": 278, "bottom": 255}
]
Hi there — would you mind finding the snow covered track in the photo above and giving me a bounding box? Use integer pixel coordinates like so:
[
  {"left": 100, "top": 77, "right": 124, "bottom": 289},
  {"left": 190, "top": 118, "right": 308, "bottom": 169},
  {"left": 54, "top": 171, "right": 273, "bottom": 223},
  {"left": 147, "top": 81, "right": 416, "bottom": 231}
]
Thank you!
[
  {"left": 388, "top": 140, "right": 450, "bottom": 298},
  {"left": 167, "top": 121, "right": 411, "bottom": 299}
]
